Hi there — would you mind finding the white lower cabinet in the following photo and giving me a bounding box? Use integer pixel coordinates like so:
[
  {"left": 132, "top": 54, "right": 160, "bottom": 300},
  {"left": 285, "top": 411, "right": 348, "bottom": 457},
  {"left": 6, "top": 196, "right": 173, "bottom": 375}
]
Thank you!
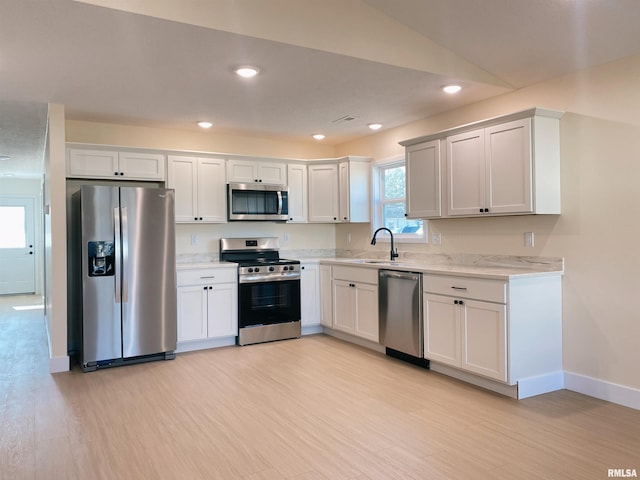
[
  {"left": 300, "top": 262, "right": 320, "bottom": 329},
  {"left": 331, "top": 266, "right": 378, "bottom": 342},
  {"left": 176, "top": 267, "right": 237, "bottom": 351},
  {"left": 319, "top": 265, "right": 333, "bottom": 328},
  {"left": 424, "top": 293, "right": 506, "bottom": 382}
]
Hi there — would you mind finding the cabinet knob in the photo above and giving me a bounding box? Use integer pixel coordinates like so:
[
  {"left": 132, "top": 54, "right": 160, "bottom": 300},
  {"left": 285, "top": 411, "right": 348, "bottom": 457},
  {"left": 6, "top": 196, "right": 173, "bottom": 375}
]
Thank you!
[
  {"left": 259, "top": 179, "right": 263, "bottom": 182},
  {"left": 120, "top": 172, "right": 124, "bottom": 176},
  {"left": 404, "top": 213, "right": 408, "bottom": 217},
  {"left": 199, "top": 217, "right": 203, "bottom": 221},
  {"left": 333, "top": 217, "right": 337, "bottom": 221},
  {"left": 343, "top": 217, "right": 348, "bottom": 220},
  {"left": 209, "top": 286, "right": 213, "bottom": 290},
  {"left": 194, "top": 217, "right": 198, "bottom": 221},
  {"left": 203, "top": 286, "right": 207, "bottom": 290},
  {"left": 114, "top": 172, "right": 118, "bottom": 176}
]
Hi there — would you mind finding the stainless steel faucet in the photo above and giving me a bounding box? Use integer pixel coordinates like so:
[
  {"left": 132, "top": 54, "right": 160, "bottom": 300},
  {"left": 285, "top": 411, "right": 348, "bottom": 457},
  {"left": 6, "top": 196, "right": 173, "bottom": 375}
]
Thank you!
[{"left": 370, "top": 227, "right": 399, "bottom": 261}]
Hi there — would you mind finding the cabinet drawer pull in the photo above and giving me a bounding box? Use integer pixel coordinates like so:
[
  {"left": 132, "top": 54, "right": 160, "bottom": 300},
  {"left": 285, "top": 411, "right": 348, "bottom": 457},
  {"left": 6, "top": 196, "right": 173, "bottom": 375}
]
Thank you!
[
  {"left": 451, "top": 286, "right": 467, "bottom": 291},
  {"left": 200, "top": 276, "right": 216, "bottom": 279}
]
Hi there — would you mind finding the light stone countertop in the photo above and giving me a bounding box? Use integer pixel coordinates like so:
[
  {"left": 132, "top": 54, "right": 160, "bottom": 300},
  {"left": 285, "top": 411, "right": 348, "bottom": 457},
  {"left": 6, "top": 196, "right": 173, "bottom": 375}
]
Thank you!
[
  {"left": 319, "top": 258, "right": 563, "bottom": 280},
  {"left": 176, "top": 261, "right": 237, "bottom": 270}
]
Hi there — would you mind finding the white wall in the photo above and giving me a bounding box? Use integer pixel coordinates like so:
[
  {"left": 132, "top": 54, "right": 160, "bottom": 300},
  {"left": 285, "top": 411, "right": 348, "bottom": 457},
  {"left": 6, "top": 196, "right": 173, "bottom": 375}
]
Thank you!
[
  {"left": 44, "top": 103, "right": 68, "bottom": 373},
  {"left": 336, "top": 53, "right": 640, "bottom": 395}
]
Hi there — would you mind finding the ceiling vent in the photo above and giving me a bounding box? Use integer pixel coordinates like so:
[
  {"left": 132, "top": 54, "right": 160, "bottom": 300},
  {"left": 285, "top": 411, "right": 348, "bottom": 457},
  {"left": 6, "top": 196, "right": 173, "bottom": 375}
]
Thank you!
[{"left": 332, "top": 115, "right": 358, "bottom": 124}]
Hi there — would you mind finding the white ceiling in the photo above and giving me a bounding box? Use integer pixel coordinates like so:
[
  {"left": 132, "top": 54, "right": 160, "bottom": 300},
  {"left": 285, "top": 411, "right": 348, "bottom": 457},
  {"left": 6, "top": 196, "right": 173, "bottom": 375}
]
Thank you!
[{"left": 2, "top": 0, "right": 640, "bottom": 178}]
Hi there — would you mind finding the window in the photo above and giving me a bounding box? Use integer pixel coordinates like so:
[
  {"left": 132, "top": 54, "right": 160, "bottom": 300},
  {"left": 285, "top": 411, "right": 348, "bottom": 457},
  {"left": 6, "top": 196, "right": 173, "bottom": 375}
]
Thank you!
[{"left": 372, "top": 158, "right": 426, "bottom": 243}]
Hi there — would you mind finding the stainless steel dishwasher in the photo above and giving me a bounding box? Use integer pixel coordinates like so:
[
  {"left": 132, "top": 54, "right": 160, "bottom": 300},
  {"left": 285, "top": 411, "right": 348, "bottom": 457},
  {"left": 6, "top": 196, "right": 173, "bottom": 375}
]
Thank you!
[{"left": 379, "top": 270, "right": 427, "bottom": 366}]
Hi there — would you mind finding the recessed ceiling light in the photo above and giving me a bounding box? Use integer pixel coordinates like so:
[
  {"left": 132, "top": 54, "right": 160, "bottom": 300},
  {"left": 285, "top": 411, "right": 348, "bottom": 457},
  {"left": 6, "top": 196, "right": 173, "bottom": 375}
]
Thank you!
[
  {"left": 368, "top": 123, "right": 383, "bottom": 130},
  {"left": 234, "top": 66, "right": 260, "bottom": 78},
  {"left": 197, "top": 121, "right": 213, "bottom": 129},
  {"left": 312, "top": 134, "right": 325, "bottom": 140},
  {"left": 442, "top": 84, "right": 462, "bottom": 94}
]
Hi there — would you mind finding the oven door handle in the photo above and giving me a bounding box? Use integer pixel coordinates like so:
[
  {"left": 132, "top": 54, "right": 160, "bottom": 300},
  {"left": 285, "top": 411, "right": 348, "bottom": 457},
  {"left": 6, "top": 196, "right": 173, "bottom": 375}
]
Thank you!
[
  {"left": 239, "top": 272, "right": 301, "bottom": 284},
  {"left": 277, "top": 191, "right": 283, "bottom": 215}
]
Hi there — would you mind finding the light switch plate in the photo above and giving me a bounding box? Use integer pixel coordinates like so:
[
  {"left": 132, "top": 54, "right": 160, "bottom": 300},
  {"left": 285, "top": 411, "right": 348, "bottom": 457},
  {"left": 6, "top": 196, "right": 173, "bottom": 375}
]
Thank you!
[
  {"left": 431, "top": 232, "right": 442, "bottom": 245},
  {"left": 524, "top": 232, "right": 534, "bottom": 247}
]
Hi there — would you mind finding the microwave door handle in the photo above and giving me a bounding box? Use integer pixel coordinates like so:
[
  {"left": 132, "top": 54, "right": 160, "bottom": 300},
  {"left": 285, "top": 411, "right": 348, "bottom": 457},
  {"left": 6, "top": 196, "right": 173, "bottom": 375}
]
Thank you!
[{"left": 277, "top": 191, "right": 283, "bottom": 215}]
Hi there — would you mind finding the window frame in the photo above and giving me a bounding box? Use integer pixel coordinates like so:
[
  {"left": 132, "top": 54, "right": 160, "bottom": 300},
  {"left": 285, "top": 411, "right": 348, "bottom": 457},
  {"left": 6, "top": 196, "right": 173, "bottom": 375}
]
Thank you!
[{"left": 371, "top": 156, "right": 427, "bottom": 244}]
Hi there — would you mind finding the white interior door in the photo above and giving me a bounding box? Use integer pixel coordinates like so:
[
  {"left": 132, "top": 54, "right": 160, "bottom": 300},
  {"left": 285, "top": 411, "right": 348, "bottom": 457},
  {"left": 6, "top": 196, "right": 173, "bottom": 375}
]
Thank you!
[{"left": 0, "top": 196, "right": 35, "bottom": 294}]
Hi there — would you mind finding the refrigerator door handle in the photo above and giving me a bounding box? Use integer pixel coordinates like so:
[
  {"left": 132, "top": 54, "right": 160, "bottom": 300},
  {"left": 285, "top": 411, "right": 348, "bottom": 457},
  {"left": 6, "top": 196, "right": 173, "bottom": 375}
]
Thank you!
[
  {"left": 121, "top": 207, "right": 129, "bottom": 303},
  {"left": 114, "top": 207, "right": 122, "bottom": 303}
]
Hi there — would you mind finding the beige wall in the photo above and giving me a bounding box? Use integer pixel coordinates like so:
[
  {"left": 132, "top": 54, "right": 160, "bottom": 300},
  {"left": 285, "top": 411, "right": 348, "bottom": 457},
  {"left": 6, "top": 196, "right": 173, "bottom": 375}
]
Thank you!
[
  {"left": 45, "top": 103, "right": 68, "bottom": 372},
  {"left": 336, "top": 53, "right": 640, "bottom": 391}
]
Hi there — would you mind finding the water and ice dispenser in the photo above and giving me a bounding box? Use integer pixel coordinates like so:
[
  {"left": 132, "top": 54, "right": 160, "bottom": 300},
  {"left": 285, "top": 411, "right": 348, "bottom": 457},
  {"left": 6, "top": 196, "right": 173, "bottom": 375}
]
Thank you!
[{"left": 87, "top": 241, "right": 115, "bottom": 277}]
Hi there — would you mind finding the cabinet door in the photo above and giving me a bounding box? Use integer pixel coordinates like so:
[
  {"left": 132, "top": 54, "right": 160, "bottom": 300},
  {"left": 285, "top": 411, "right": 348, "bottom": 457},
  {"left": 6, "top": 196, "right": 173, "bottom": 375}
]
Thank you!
[
  {"left": 319, "top": 265, "right": 333, "bottom": 328},
  {"left": 258, "top": 162, "right": 287, "bottom": 185},
  {"left": 424, "top": 293, "right": 460, "bottom": 367},
  {"left": 354, "top": 282, "right": 378, "bottom": 342},
  {"left": 168, "top": 155, "right": 198, "bottom": 222},
  {"left": 67, "top": 149, "right": 120, "bottom": 178},
  {"left": 332, "top": 280, "right": 355, "bottom": 334},
  {"left": 197, "top": 157, "right": 227, "bottom": 222},
  {"left": 119, "top": 152, "right": 165, "bottom": 180},
  {"left": 287, "top": 164, "right": 308, "bottom": 222},
  {"left": 177, "top": 285, "right": 208, "bottom": 342},
  {"left": 447, "top": 129, "right": 485, "bottom": 216},
  {"left": 207, "top": 283, "right": 238, "bottom": 338},
  {"left": 300, "top": 263, "right": 320, "bottom": 326},
  {"left": 308, "top": 164, "right": 339, "bottom": 222},
  {"left": 227, "top": 159, "right": 258, "bottom": 183},
  {"left": 485, "top": 118, "right": 532, "bottom": 214},
  {"left": 338, "top": 162, "right": 350, "bottom": 222},
  {"left": 461, "top": 299, "right": 507, "bottom": 382},
  {"left": 407, "top": 140, "right": 441, "bottom": 218}
]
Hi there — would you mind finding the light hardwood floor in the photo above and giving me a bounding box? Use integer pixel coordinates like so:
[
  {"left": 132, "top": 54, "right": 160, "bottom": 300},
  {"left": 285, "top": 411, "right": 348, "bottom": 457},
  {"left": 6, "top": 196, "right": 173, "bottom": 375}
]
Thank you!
[{"left": 1, "top": 294, "right": 638, "bottom": 479}]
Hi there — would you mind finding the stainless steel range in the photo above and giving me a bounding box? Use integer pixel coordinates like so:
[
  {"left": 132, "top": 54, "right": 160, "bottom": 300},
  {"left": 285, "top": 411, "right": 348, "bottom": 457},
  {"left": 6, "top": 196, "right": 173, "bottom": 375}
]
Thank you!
[{"left": 220, "top": 237, "right": 301, "bottom": 346}]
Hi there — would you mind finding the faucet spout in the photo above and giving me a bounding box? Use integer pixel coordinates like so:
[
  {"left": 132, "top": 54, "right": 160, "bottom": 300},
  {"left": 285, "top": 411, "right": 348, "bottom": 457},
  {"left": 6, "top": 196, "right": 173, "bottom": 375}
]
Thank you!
[{"left": 370, "top": 227, "right": 399, "bottom": 261}]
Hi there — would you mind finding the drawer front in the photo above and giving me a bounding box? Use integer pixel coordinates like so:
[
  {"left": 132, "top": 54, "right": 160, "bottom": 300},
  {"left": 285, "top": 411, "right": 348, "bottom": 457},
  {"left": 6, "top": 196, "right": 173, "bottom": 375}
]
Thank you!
[
  {"left": 177, "top": 268, "right": 237, "bottom": 286},
  {"left": 424, "top": 275, "right": 506, "bottom": 303},
  {"left": 332, "top": 266, "right": 378, "bottom": 285}
]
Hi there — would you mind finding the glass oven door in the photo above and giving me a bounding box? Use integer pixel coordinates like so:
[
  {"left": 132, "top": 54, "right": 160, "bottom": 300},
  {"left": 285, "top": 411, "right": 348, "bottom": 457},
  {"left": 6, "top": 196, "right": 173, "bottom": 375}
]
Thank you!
[{"left": 238, "top": 279, "right": 301, "bottom": 328}]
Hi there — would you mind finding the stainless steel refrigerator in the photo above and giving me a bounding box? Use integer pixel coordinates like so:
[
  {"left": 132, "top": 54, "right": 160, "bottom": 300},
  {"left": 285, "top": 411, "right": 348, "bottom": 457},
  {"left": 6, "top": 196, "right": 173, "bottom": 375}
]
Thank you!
[{"left": 72, "top": 185, "right": 177, "bottom": 372}]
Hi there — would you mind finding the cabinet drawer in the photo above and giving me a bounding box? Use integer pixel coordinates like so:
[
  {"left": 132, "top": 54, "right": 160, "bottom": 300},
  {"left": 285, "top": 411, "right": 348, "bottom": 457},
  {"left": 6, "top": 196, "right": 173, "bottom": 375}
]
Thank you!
[
  {"left": 424, "top": 275, "right": 506, "bottom": 303},
  {"left": 332, "top": 266, "right": 378, "bottom": 285},
  {"left": 177, "top": 268, "right": 237, "bottom": 286}
]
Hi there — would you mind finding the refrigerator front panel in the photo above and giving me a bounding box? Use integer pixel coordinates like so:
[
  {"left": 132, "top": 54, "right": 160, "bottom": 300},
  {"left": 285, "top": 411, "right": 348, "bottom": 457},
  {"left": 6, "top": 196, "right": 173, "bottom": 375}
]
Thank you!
[
  {"left": 120, "top": 187, "right": 177, "bottom": 358},
  {"left": 80, "top": 186, "right": 122, "bottom": 364}
]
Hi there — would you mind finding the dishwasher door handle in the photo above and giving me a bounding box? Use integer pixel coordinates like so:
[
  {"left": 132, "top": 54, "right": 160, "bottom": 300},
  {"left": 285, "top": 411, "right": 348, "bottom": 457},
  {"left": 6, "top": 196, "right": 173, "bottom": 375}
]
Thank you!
[{"left": 380, "top": 271, "right": 420, "bottom": 281}]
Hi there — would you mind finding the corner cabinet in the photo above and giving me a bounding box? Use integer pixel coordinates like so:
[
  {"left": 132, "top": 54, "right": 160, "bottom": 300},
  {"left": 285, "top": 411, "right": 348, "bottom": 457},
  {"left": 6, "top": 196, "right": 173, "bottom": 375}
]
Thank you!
[
  {"left": 167, "top": 155, "right": 227, "bottom": 223},
  {"left": 308, "top": 157, "right": 371, "bottom": 223},
  {"left": 400, "top": 108, "right": 563, "bottom": 219},
  {"left": 176, "top": 266, "right": 238, "bottom": 352},
  {"left": 67, "top": 148, "right": 165, "bottom": 181}
]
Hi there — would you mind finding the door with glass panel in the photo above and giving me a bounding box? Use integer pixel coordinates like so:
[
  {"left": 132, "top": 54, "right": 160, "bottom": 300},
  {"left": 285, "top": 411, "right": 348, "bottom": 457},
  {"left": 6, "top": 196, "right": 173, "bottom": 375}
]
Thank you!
[{"left": 0, "top": 196, "right": 35, "bottom": 294}]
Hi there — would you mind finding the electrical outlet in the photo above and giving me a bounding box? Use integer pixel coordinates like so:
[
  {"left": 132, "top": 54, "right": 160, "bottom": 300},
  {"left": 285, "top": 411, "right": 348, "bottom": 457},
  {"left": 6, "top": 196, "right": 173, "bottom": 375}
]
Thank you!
[
  {"left": 431, "top": 232, "right": 442, "bottom": 245},
  {"left": 191, "top": 234, "right": 198, "bottom": 246},
  {"left": 524, "top": 232, "right": 534, "bottom": 247},
  {"left": 284, "top": 233, "right": 290, "bottom": 242},
  {"left": 347, "top": 232, "right": 351, "bottom": 244}
]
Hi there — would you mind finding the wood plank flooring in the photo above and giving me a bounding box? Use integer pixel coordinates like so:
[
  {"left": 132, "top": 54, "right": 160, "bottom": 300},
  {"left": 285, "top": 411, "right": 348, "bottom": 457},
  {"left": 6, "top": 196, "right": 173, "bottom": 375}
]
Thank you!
[{"left": 1, "top": 294, "right": 639, "bottom": 479}]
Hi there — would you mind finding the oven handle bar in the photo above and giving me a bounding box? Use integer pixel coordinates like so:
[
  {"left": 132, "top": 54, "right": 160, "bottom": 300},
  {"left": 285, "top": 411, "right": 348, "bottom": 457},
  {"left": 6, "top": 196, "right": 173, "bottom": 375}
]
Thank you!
[{"left": 239, "top": 272, "right": 301, "bottom": 284}]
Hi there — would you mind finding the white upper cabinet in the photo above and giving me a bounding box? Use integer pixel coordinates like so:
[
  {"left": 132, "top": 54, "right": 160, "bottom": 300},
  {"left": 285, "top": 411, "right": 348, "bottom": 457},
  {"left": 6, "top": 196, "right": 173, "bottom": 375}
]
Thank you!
[
  {"left": 308, "top": 157, "right": 371, "bottom": 223},
  {"left": 400, "top": 108, "right": 562, "bottom": 218},
  {"left": 308, "top": 163, "right": 340, "bottom": 222},
  {"left": 227, "top": 159, "right": 287, "bottom": 185},
  {"left": 287, "top": 163, "right": 308, "bottom": 223},
  {"left": 67, "top": 148, "right": 165, "bottom": 181},
  {"left": 406, "top": 139, "right": 442, "bottom": 218},
  {"left": 167, "top": 155, "right": 226, "bottom": 223}
]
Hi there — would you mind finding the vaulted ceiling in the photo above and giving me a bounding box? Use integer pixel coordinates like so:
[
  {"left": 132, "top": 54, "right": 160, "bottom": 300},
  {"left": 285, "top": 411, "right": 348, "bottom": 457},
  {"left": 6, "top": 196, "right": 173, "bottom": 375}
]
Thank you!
[{"left": 2, "top": 0, "right": 640, "bottom": 177}]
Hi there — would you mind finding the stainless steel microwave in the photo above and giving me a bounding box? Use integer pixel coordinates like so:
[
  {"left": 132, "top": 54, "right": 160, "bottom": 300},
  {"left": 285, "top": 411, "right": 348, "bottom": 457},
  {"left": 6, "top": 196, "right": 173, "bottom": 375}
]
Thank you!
[{"left": 227, "top": 183, "right": 289, "bottom": 221}]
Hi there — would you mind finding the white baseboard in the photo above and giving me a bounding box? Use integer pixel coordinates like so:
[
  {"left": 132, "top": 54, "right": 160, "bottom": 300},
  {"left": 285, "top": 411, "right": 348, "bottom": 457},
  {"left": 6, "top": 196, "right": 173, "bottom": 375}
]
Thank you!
[
  {"left": 321, "top": 327, "right": 385, "bottom": 354},
  {"left": 176, "top": 336, "right": 236, "bottom": 353},
  {"left": 49, "top": 355, "right": 69, "bottom": 373},
  {"left": 517, "top": 371, "right": 565, "bottom": 399},
  {"left": 564, "top": 371, "right": 640, "bottom": 410},
  {"left": 302, "top": 325, "right": 323, "bottom": 335}
]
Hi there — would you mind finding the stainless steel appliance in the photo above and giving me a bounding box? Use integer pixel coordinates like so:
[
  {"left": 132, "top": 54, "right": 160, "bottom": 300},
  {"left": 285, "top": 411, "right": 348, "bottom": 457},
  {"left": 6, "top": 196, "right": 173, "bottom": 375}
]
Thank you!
[
  {"left": 220, "top": 237, "right": 301, "bottom": 345},
  {"left": 227, "top": 183, "right": 289, "bottom": 221},
  {"left": 72, "top": 185, "right": 177, "bottom": 372},
  {"left": 379, "top": 269, "right": 427, "bottom": 366}
]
